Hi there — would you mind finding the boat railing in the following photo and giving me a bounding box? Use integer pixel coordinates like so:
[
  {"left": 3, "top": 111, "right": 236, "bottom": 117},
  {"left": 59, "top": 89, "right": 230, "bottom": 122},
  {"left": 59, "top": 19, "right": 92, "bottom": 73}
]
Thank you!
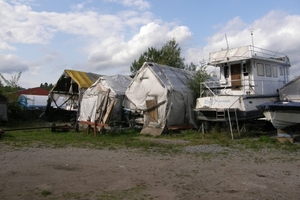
[
  {"left": 200, "top": 81, "right": 222, "bottom": 97},
  {"left": 200, "top": 78, "right": 284, "bottom": 97},
  {"left": 250, "top": 45, "right": 289, "bottom": 63}
]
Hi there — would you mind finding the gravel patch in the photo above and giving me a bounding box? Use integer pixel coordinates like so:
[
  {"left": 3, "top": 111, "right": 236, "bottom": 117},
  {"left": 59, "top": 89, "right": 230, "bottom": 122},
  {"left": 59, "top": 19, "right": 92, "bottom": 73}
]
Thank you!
[
  {"left": 1, "top": 144, "right": 300, "bottom": 199},
  {"left": 184, "top": 144, "right": 232, "bottom": 153}
]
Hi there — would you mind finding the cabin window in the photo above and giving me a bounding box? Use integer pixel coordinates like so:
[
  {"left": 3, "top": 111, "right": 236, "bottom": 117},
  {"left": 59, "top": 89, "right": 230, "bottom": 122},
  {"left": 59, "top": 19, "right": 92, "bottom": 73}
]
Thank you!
[
  {"left": 265, "top": 64, "right": 272, "bottom": 77},
  {"left": 224, "top": 64, "right": 229, "bottom": 78},
  {"left": 272, "top": 65, "right": 278, "bottom": 77},
  {"left": 257, "top": 63, "right": 264, "bottom": 76},
  {"left": 243, "top": 63, "right": 248, "bottom": 76},
  {"left": 279, "top": 66, "right": 283, "bottom": 75}
]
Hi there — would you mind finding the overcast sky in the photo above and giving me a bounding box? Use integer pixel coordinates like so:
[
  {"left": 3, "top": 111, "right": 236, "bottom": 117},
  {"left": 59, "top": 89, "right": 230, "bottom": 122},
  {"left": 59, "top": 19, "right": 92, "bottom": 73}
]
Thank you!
[{"left": 1, "top": 0, "right": 300, "bottom": 88}]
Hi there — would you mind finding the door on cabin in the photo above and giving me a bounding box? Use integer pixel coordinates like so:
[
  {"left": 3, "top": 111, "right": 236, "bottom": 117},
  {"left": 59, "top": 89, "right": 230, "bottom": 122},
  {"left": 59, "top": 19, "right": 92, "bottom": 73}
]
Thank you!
[{"left": 231, "top": 64, "right": 242, "bottom": 90}]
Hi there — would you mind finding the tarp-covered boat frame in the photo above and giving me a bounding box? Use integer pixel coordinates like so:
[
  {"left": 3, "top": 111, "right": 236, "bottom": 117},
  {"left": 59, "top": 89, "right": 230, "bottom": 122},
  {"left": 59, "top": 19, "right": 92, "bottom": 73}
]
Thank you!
[
  {"left": 125, "top": 62, "right": 196, "bottom": 135},
  {"left": 42, "top": 69, "right": 101, "bottom": 127},
  {"left": 78, "top": 75, "right": 132, "bottom": 132}
]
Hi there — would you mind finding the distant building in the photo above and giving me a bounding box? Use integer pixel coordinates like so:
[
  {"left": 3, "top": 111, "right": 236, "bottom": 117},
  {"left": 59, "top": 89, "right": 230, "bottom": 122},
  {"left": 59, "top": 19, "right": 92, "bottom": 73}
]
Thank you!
[{"left": 17, "top": 87, "right": 49, "bottom": 96}]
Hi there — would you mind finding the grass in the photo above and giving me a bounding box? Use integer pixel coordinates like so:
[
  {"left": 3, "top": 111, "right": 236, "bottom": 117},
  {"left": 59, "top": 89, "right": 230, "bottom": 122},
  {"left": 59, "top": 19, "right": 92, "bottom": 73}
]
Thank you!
[
  {"left": 1, "top": 120, "right": 299, "bottom": 153},
  {"left": 41, "top": 190, "right": 52, "bottom": 196}
]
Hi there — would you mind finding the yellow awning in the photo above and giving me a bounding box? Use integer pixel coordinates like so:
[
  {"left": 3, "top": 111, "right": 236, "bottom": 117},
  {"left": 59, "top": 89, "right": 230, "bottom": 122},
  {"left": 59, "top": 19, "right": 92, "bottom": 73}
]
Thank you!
[{"left": 65, "top": 69, "right": 99, "bottom": 89}]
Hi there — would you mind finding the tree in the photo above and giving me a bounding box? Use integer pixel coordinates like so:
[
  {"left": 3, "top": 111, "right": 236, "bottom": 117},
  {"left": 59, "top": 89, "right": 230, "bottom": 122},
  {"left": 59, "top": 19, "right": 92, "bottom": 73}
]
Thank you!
[
  {"left": 0, "top": 72, "right": 24, "bottom": 121},
  {"left": 0, "top": 72, "right": 22, "bottom": 88},
  {"left": 0, "top": 72, "right": 23, "bottom": 96},
  {"left": 130, "top": 39, "right": 185, "bottom": 76},
  {"left": 187, "top": 63, "right": 210, "bottom": 100},
  {"left": 184, "top": 62, "right": 197, "bottom": 71},
  {"left": 40, "top": 82, "right": 54, "bottom": 90},
  {"left": 160, "top": 39, "right": 185, "bottom": 69}
]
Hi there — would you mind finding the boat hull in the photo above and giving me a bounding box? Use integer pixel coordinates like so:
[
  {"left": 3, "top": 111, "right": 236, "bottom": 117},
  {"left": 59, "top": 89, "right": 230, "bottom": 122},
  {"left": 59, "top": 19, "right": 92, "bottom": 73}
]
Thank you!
[
  {"left": 195, "top": 95, "right": 278, "bottom": 122},
  {"left": 195, "top": 108, "right": 262, "bottom": 122},
  {"left": 257, "top": 101, "right": 300, "bottom": 129}
]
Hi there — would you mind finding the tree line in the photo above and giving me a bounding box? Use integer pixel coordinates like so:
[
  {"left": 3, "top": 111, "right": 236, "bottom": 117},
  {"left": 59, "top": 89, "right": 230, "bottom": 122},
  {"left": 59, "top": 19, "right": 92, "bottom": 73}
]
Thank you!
[{"left": 40, "top": 83, "right": 54, "bottom": 90}]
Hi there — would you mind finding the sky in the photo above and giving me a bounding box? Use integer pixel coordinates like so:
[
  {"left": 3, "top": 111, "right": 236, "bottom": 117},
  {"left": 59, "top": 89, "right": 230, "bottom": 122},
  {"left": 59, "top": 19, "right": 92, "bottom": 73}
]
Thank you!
[{"left": 0, "top": 0, "right": 300, "bottom": 89}]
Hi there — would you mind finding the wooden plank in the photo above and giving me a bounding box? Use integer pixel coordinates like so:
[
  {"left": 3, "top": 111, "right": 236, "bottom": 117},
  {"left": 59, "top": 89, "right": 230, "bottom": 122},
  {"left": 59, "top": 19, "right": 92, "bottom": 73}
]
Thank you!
[
  {"left": 143, "top": 100, "right": 166, "bottom": 112},
  {"left": 140, "top": 126, "right": 164, "bottom": 136},
  {"left": 277, "top": 128, "right": 294, "bottom": 143},
  {"left": 146, "top": 99, "right": 158, "bottom": 122},
  {"left": 103, "top": 99, "right": 115, "bottom": 124},
  {"left": 96, "top": 89, "right": 110, "bottom": 123}
]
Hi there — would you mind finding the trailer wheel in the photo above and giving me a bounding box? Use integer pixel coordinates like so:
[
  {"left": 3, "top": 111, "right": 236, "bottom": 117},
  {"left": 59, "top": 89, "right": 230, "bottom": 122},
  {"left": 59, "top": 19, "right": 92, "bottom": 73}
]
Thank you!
[{"left": 70, "top": 117, "right": 76, "bottom": 126}]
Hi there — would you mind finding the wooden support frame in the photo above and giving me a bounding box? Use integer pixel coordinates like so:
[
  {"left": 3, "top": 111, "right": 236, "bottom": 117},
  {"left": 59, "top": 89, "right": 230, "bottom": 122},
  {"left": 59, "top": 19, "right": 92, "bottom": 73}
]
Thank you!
[{"left": 79, "top": 120, "right": 109, "bottom": 136}]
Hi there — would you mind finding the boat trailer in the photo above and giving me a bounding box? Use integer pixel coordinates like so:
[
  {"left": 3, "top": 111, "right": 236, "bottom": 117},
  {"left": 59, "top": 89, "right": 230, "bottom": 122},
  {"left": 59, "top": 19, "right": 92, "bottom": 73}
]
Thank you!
[{"left": 0, "top": 123, "right": 74, "bottom": 136}]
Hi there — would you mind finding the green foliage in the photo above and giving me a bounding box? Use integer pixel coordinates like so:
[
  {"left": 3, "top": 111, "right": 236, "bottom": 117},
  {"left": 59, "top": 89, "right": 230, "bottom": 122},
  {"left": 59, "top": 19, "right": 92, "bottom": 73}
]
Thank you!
[
  {"left": 160, "top": 39, "right": 185, "bottom": 68},
  {"left": 130, "top": 39, "right": 185, "bottom": 76},
  {"left": 0, "top": 77, "right": 24, "bottom": 121},
  {"left": 184, "top": 62, "right": 197, "bottom": 71},
  {"left": 187, "top": 65, "right": 210, "bottom": 99},
  {"left": 0, "top": 72, "right": 22, "bottom": 88},
  {"left": 0, "top": 84, "right": 23, "bottom": 99},
  {"left": 7, "top": 101, "right": 28, "bottom": 121},
  {"left": 41, "top": 190, "right": 52, "bottom": 196}
]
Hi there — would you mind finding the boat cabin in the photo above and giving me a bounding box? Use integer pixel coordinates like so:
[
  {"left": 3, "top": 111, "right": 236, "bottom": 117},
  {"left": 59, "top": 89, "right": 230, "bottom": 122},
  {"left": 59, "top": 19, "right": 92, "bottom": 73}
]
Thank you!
[{"left": 208, "top": 45, "right": 290, "bottom": 96}]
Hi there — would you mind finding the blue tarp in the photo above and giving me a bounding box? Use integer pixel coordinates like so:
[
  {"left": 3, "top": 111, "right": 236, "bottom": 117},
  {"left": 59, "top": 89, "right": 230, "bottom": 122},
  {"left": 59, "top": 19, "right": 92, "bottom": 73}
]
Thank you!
[{"left": 18, "top": 94, "right": 48, "bottom": 110}]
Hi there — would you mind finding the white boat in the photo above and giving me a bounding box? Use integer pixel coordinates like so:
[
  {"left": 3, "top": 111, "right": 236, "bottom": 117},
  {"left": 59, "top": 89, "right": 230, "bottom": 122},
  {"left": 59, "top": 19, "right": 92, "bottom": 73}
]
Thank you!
[
  {"left": 257, "top": 75, "right": 300, "bottom": 129},
  {"left": 194, "top": 45, "right": 291, "bottom": 125},
  {"left": 256, "top": 101, "right": 300, "bottom": 129}
]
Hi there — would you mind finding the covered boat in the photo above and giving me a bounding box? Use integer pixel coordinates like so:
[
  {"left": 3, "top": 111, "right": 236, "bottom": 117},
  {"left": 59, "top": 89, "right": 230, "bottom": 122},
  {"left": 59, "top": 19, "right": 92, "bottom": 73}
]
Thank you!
[
  {"left": 78, "top": 74, "right": 132, "bottom": 128},
  {"left": 42, "top": 69, "right": 101, "bottom": 125},
  {"left": 125, "top": 62, "right": 196, "bottom": 135}
]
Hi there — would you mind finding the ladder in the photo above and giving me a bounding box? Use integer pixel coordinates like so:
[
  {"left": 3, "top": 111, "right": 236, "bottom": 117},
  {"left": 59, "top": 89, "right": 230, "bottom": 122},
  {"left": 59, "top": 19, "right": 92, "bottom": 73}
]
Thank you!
[
  {"left": 216, "top": 109, "right": 226, "bottom": 120},
  {"left": 227, "top": 108, "right": 240, "bottom": 139}
]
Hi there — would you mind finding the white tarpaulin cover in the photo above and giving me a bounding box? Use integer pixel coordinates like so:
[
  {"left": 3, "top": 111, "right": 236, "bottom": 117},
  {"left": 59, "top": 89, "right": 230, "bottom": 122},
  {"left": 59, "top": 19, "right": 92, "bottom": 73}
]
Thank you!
[
  {"left": 209, "top": 46, "right": 251, "bottom": 65},
  {"left": 125, "top": 62, "right": 196, "bottom": 132},
  {"left": 209, "top": 45, "right": 290, "bottom": 65},
  {"left": 78, "top": 75, "right": 132, "bottom": 123}
]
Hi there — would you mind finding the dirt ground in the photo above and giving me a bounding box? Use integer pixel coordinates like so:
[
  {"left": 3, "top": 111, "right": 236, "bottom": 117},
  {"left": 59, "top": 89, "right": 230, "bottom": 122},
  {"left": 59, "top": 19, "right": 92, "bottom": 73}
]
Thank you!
[{"left": 0, "top": 143, "right": 300, "bottom": 200}]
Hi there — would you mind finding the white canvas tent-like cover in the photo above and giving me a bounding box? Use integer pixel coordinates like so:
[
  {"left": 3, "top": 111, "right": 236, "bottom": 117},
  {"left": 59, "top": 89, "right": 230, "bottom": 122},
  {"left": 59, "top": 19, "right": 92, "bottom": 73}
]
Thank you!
[
  {"left": 125, "top": 62, "right": 196, "bottom": 135},
  {"left": 78, "top": 75, "right": 132, "bottom": 128}
]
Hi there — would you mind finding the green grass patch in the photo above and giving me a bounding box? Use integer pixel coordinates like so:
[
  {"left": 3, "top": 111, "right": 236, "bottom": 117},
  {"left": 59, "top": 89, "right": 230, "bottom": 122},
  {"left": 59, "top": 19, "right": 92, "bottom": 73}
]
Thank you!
[
  {"left": 41, "top": 190, "right": 52, "bottom": 196},
  {"left": 1, "top": 121, "right": 299, "bottom": 153}
]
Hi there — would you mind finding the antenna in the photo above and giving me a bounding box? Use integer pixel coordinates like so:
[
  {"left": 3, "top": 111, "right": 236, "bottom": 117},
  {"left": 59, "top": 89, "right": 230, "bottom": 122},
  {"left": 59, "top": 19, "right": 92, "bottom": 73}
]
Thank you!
[
  {"left": 225, "top": 34, "right": 229, "bottom": 49},
  {"left": 251, "top": 31, "right": 254, "bottom": 47}
]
